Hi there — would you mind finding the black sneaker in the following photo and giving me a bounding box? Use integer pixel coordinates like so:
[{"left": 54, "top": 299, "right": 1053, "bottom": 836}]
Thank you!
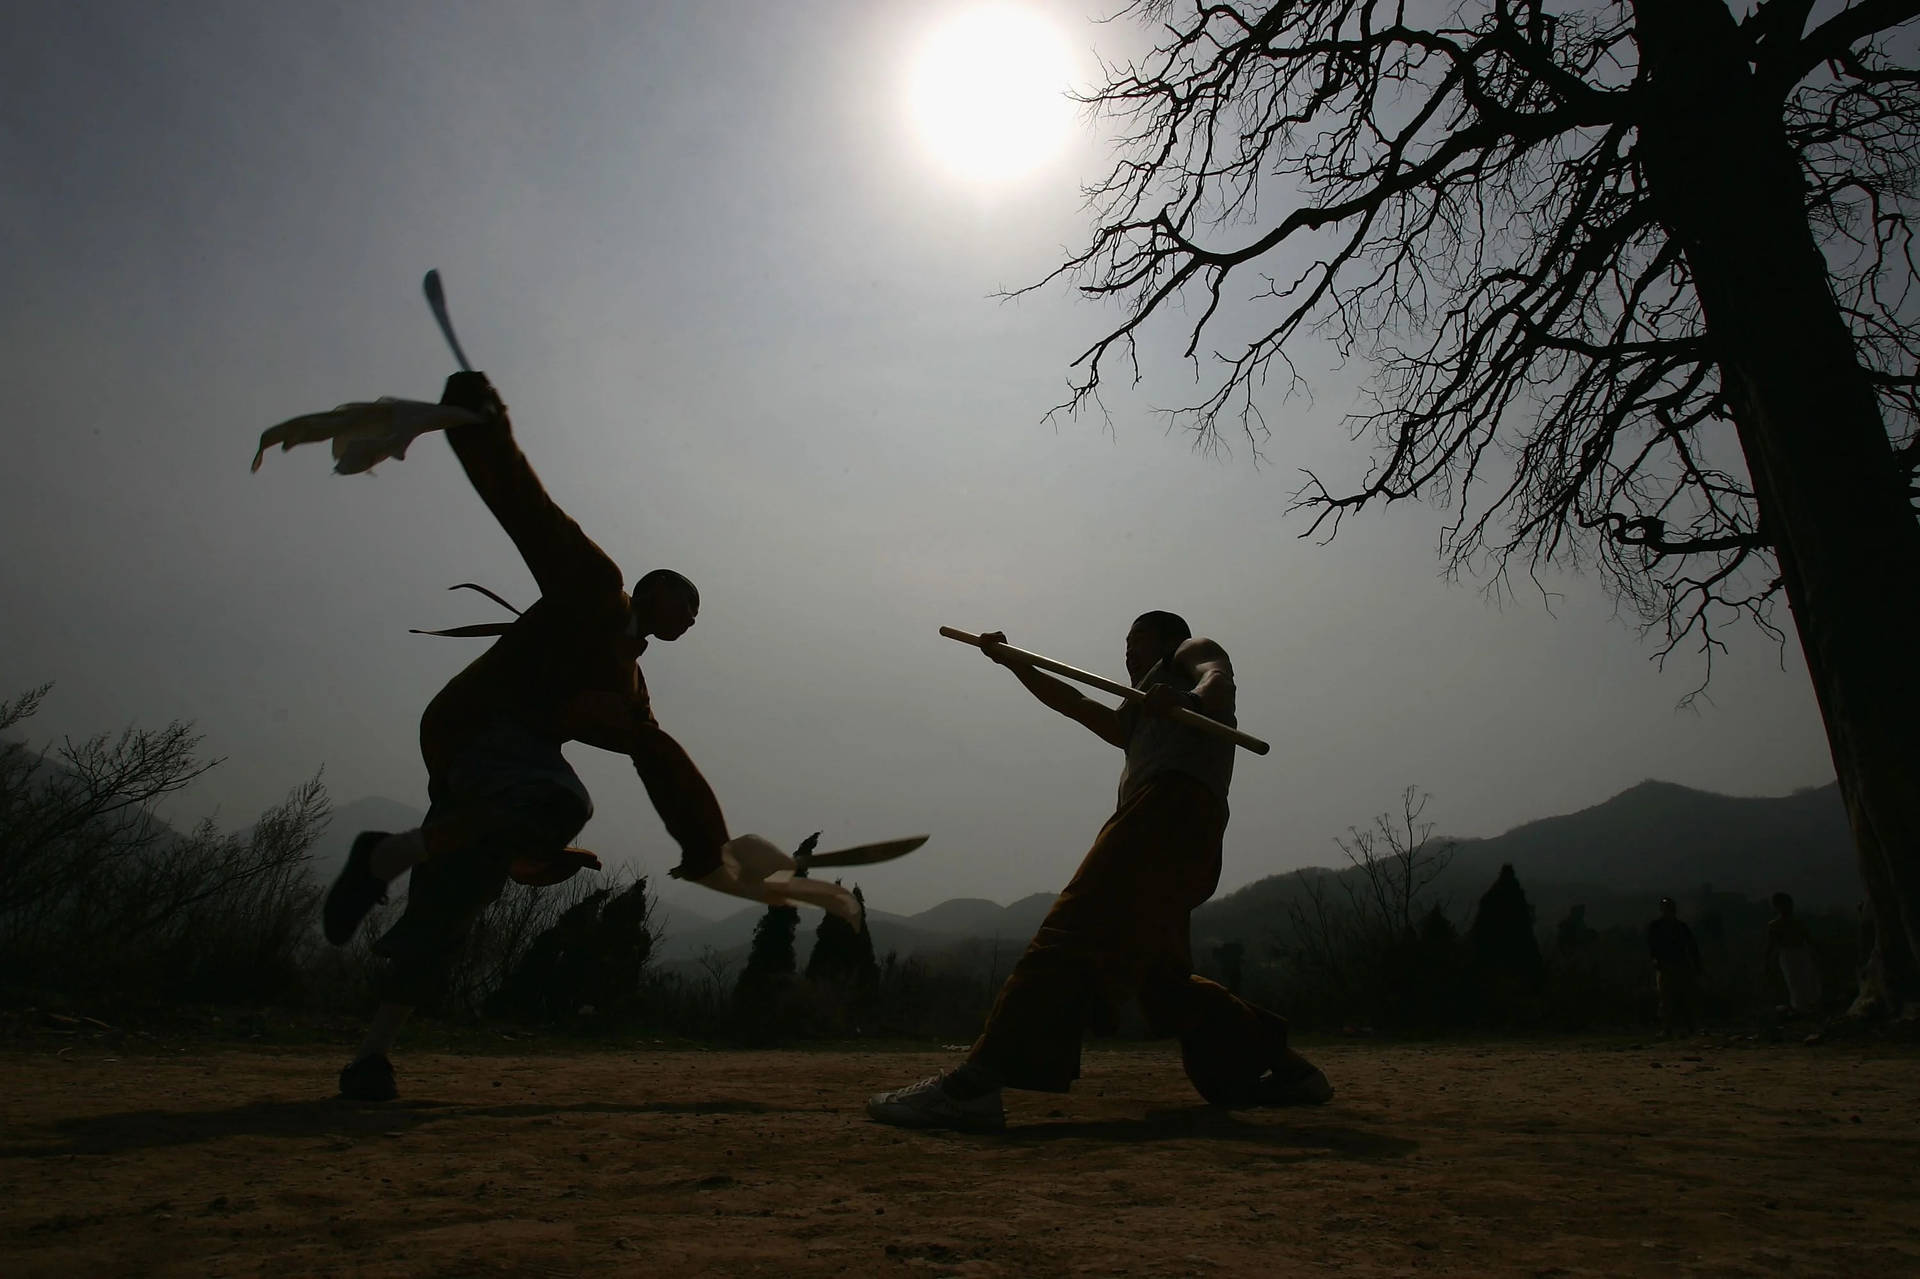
[
  {"left": 323, "top": 831, "right": 390, "bottom": 945},
  {"left": 337, "top": 1054, "right": 398, "bottom": 1102}
]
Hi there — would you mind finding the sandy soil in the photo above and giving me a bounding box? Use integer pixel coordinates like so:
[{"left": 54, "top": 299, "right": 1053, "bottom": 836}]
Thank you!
[{"left": 4, "top": 1039, "right": 1917, "bottom": 1277}]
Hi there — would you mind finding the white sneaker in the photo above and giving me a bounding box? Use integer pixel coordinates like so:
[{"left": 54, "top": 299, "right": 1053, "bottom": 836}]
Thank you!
[{"left": 866, "top": 1075, "right": 1006, "bottom": 1132}]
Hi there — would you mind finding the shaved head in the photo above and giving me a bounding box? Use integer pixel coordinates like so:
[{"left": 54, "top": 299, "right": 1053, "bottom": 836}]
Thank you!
[{"left": 634, "top": 568, "right": 699, "bottom": 610}]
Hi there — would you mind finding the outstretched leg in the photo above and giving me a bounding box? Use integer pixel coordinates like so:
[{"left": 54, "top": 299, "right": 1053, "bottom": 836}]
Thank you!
[
  {"left": 1147, "top": 974, "right": 1331, "bottom": 1107},
  {"left": 323, "top": 807, "right": 509, "bottom": 947},
  {"left": 868, "top": 776, "right": 1318, "bottom": 1130},
  {"left": 334, "top": 742, "right": 592, "bottom": 1101}
]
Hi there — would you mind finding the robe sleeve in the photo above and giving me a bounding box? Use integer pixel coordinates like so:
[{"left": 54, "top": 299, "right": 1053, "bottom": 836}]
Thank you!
[{"left": 440, "top": 375, "right": 623, "bottom": 602}]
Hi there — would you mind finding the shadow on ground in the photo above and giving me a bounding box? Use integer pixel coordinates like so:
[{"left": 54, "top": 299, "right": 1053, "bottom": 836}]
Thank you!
[
  {"left": 999, "top": 1105, "right": 1418, "bottom": 1160},
  {"left": 4, "top": 1097, "right": 777, "bottom": 1159}
]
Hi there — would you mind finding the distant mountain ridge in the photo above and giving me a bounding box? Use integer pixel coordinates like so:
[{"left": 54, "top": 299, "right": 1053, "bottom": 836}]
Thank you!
[
  {"left": 307, "top": 796, "right": 426, "bottom": 878},
  {"left": 651, "top": 892, "right": 1058, "bottom": 966},
  {"left": 1193, "top": 779, "right": 1854, "bottom": 946},
  {"left": 1441, "top": 779, "right": 1852, "bottom": 898},
  {"left": 312, "top": 778, "right": 1852, "bottom": 961}
]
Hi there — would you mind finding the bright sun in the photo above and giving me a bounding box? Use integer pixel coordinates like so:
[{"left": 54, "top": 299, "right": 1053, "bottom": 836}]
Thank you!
[{"left": 907, "top": 6, "right": 1077, "bottom": 185}]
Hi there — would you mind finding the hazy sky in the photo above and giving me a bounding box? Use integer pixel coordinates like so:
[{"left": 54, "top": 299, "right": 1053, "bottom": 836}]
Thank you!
[{"left": 2, "top": 0, "right": 1838, "bottom": 920}]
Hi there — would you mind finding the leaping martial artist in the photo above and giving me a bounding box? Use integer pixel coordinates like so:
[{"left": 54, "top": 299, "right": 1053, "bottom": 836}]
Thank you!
[
  {"left": 321, "top": 370, "right": 730, "bottom": 1102},
  {"left": 867, "top": 614, "right": 1333, "bottom": 1131}
]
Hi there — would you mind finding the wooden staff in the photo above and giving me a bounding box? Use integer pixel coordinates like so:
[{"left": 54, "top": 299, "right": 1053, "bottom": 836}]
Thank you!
[{"left": 939, "top": 626, "right": 1271, "bottom": 756}]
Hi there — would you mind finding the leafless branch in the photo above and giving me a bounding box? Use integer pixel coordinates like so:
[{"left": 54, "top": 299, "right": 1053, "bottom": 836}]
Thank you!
[{"left": 1041, "top": 0, "right": 1919, "bottom": 681}]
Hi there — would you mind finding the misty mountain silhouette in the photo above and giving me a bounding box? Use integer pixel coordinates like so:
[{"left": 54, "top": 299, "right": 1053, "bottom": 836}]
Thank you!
[
  {"left": 312, "top": 778, "right": 1851, "bottom": 961},
  {"left": 308, "top": 795, "right": 426, "bottom": 876},
  {"left": 1194, "top": 779, "right": 1854, "bottom": 946},
  {"left": 1441, "top": 779, "right": 1852, "bottom": 898},
  {"left": 651, "top": 891, "right": 1058, "bottom": 966}
]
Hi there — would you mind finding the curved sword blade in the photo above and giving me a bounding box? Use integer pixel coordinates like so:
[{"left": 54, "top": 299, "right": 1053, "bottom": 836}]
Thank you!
[
  {"left": 803, "top": 835, "right": 929, "bottom": 868},
  {"left": 423, "top": 269, "right": 474, "bottom": 372}
]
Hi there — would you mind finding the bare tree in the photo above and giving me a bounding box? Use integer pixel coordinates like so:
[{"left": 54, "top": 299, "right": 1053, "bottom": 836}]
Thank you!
[
  {"left": 1334, "top": 785, "right": 1459, "bottom": 940},
  {"left": 693, "top": 944, "right": 739, "bottom": 999},
  {"left": 1, "top": 683, "right": 219, "bottom": 921},
  {"left": 99, "top": 774, "right": 329, "bottom": 944},
  {"left": 1040, "top": 0, "right": 1920, "bottom": 1011},
  {"left": 1273, "top": 789, "right": 1459, "bottom": 1023},
  {"left": 1, "top": 685, "right": 330, "bottom": 1000},
  {"left": 1278, "top": 868, "right": 1361, "bottom": 995}
]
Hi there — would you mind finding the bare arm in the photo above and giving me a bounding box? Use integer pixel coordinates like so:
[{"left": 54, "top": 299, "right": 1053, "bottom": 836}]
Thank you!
[
  {"left": 1173, "top": 636, "right": 1237, "bottom": 721},
  {"left": 438, "top": 372, "right": 623, "bottom": 602},
  {"left": 977, "top": 631, "right": 1128, "bottom": 748},
  {"left": 1133, "top": 637, "right": 1239, "bottom": 722}
]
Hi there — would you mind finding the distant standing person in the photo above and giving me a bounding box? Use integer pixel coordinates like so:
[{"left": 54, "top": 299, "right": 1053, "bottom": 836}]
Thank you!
[
  {"left": 1764, "top": 892, "right": 1822, "bottom": 1017},
  {"left": 866, "top": 614, "right": 1331, "bottom": 1132},
  {"left": 1647, "top": 897, "right": 1703, "bottom": 1037}
]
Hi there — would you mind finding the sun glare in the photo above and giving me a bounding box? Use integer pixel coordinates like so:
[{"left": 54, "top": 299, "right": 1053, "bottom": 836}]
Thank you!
[{"left": 906, "top": 6, "right": 1077, "bottom": 185}]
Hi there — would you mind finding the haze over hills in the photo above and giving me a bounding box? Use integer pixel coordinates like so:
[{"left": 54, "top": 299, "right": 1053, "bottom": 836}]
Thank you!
[
  {"left": 1193, "top": 779, "right": 1856, "bottom": 949},
  {"left": 308, "top": 796, "right": 426, "bottom": 876},
  {"left": 305, "top": 778, "right": 1856, "bottom": 962},
  {"left": 1440, "top": 779, "right": 1853, "bottom": 901},
  {"left": 651, "top": 892, "right": 1059, "bottom": 967}
]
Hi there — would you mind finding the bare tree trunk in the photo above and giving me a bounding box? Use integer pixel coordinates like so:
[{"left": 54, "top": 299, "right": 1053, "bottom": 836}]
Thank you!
[{"left": 1634, "top": 0, "right": 1920, "bottom": 1014}]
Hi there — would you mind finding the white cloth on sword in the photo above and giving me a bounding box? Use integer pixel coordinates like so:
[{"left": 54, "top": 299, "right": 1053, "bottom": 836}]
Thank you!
[
  {"left": 251, "top": 399, "right": 485, "bottom": 475},
  {"left": 687, "top": 834, "right": 861, "bottom": 924}
]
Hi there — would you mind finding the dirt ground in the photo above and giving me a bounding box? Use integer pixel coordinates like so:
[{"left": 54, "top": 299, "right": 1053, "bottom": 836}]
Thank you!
[{"left": 4, "top": 1039, "right": 1917, "bottom": 1278}]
